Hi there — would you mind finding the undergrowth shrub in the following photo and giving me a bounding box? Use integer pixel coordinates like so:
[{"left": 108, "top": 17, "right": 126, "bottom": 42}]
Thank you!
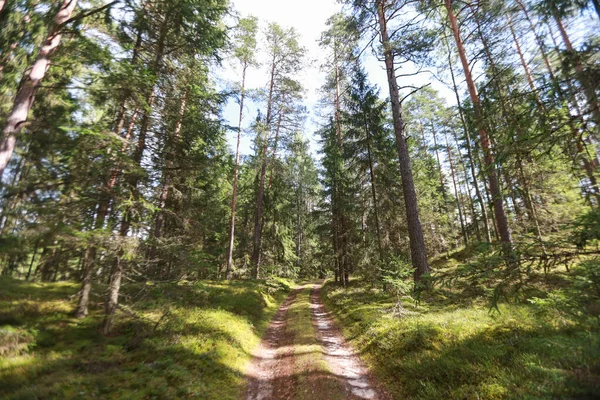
[{"left": 0, "top": 326, "right": 36, "bottom": 356}]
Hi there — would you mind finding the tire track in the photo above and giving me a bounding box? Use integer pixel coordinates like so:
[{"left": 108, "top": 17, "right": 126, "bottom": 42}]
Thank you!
[{"left": 309, "top": 282, "right": 390, "bottom": 400}]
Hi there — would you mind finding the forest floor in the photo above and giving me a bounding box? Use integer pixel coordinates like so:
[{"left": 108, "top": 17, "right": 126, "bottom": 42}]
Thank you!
[
  {"left": 2, "top": 254, "right": 600, "bottom": 399},
  {"left": 244, "top": 282, "right": 390, "bottom": 400},
  {"left": 320, "top": 248, "right": 600, "bottom": 399},
  {"left": 0, "top": 276, "right": 295, "bottom": 399}
]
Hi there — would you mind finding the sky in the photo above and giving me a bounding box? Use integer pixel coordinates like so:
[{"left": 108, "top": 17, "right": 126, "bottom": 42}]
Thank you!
[
  {"left": 218, "top": 0, "right": 453, "bottom": 159},
  {"left": 219, "top": 0, "right": 369, "bottom": 158}
]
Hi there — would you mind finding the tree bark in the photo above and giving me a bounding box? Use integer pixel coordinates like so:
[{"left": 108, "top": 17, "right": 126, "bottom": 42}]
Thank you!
[
  {"left": 251, "top": 143, "right": 268, "bottom": 278},
  {"left": 376, "top": 0, "right": 429, "bottom": 281},
  {"left": 445, "top": 132, "right": 468, "bottom": 246},
  {"left": 226, "top": 62, "right": 248, "bottom": 279},
  {"left": 363, "top": 114, "right": 383, "bottom": 258},
  {"left": 251, "top": 56, "right": 277, "bottom": 278},
  {"left": 430, "top": 122, "right": 446, "bottom": 199},
  {"left": 267, "top": 107, "right": 284, "bottom": 189},
  {"left": 445, "top": 0, "right": 513, "bottom": 250},
  {"left": 25, "top": 245, "right": 38, "bottom": 281},
  {"left": 507, "top": 13, "right": 542, "bottom": 109},
  {"left": 0, "top": 0, "right": 79, "bottom": 176},
  {"left": 444, "top": 32, "right": 491, "bottom": 242},
  {"left": 153, "top": 90, "right": 188, "bottom": 242}
]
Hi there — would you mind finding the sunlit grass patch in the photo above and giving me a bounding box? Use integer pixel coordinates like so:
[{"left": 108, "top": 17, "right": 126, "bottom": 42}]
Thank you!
[
  {"left": 323, "top": 278, "right": 600, "bottom": 399},
  {"left": 0, "top": 276, "right": 292, "bottom": 399}
]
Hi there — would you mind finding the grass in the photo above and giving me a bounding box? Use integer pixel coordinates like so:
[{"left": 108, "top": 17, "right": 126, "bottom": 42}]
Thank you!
[
  {"left": 322, "top": 266, "right": 600, "bottom": 399},
  {"left": 287, "top": 286, "right": 346, "bottom": 400},
  {"left": 0, "top": 276, "right": 294, "bottom": 400}
]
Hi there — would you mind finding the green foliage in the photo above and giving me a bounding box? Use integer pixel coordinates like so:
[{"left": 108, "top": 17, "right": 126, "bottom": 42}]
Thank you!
[{"left": 572, "top": 208, "right": 600, "bottom": 248}]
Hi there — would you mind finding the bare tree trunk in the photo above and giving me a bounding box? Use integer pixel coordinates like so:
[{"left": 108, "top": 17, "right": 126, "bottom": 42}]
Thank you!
[
  {"left": 377, "top": 0, "right": 430, "bottom": 281},
  {"left": 507, "top": 13, "right": 543, "bottom": 109},
  {"left": 102, "top": 220, "right": 127, "bottom": 335},
  {"left": 226, "top": 62, "right": 248, "bottom": 279},
  {"left": 431, "top": 122, "right": 446, "bottom": 199},
  {"left": 0, "top": 0, "right": 79, "bottom": 176},
  {"left": 267, "top": 108, "right": 284, "bottom": 189},
  {"left": 364, "top": 115, "right": 383, "bottom": 259},
  {"left": 251, "top": 144, "right": 268, "bottom": 278},
  {"left": 444, "top": 32, "right": 491, "bottom": 243},
  {"left": 445, "top": 131, "right": 467, "bottom": 246},
  {"left": 445, "top": 0, "right": 513, "bottom": 250},
  {"left": 296, "top": 182, "right": 302, "bottom": 267},
  {"left": 251, "top": 57, "right": 277, "bottom": 278},
  {"left": 25, "top": 245, "right": 38, "bottom": 281}
]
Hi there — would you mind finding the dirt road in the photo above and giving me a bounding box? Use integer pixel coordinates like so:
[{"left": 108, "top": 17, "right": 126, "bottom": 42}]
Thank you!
[{"left": 244, "top": 282, "right": 389, "bottom": 400}]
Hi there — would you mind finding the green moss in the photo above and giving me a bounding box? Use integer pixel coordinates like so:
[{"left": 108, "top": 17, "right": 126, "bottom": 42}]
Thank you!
[
  {"left": 0, "top": 276, "right": 292, "bottom": 400},
  {"left": 323, "top": 280, "right": 600, "bottom": 399}
]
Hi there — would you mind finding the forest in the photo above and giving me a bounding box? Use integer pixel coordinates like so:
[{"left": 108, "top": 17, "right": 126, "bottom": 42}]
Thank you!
[{"left": 0, "top": 0, "right": 599, "bottom": 398}]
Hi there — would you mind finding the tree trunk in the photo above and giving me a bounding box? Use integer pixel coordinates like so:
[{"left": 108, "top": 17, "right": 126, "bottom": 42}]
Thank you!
[
  {"left": 333, "top": 36, "right": 343, "bottom": 148},
  {"left": 226, "top": 62, "right": 248, "bottom": 279},
  {"left": 553, "top": 11, "right": 600, "bottom": 133},
  {"left": 102, "top": 220, "right": 128, "bottom": 335},
  {"left": 25, "top": 245, "right": 38, "bottom": 281},
  {"left": 251, "top": 57, "right": 277, "bottom": 278},
  {"left": 267, "top": 107, "right": 284, "bottom": 189},
  {"left": 431, "top": 122, "right": 446, "bottom": 199},
  {"left": 444, "top": 32, "right": 491, "bottom": 243},
  {"left": 507, "top": 13, "right": 543, "bottom": 109},
  {"left": 445, "top": 132, "right": 468, "bottom": 246},
  {"left": 364, "top": 115, "right": 383, "bottom": 259},
  {"left": 445, "top": 0, "right": 513, "bottom": 250},
  {"left": 377, "top": 0, "right": 430, "bottom": 281},
  {"left": 153, "top": 89, "right": 188, "bottom": 242},
  {"left": 296, "top": 183, "right": 303, "bottom": 267},
  {"left": 0, "top": 0, "right": 79, "bottom": 176},
  {"left": 251, "top": 130, "right": 268, "bottom": 279}
]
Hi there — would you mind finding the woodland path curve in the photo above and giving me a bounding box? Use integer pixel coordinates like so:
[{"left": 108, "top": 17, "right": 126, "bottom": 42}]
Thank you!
[{"left": 243, "top": 281, "right": 390, "bottom": 400}]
